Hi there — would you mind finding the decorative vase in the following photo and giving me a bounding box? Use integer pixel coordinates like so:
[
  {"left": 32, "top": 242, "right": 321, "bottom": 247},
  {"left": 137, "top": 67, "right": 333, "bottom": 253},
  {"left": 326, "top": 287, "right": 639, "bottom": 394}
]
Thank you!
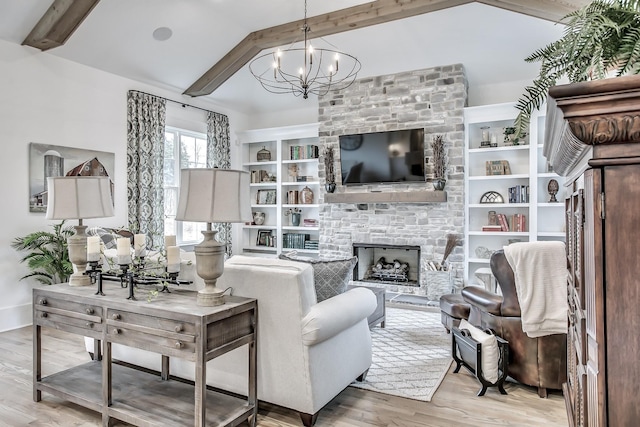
[
  {"left": 300, "top": 186, "right": 314, "bottom": 204},
  {"left": 433, "top": 179, "right": 446, "bottom": 191},
  {"left": 252, "top": 211, "right": 265, "bottom": 225},
  {"left": 325, "top": 182, "right": 336, "bottom": 193},
  {"left": 291, "top": 213, "right": 301, "bottom": 226}
]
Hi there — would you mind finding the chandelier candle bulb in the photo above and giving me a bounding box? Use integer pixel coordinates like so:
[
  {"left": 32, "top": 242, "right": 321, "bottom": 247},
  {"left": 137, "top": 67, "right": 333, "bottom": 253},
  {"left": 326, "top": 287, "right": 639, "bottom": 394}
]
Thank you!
[
  {"left": 116, "top": 237, "right": 132, "bottom": 265},
  {"left": 134, "top": 234, "right": 146, "bottom": 257},
  {"left": 164, "top": 234, "right": 176, "bottom": 248},
  {"left": 166, "top": 246, "right": 180, "bottom": 273},
  {"left": 87, "top": 236, "right": 101, "bottom": 262}
]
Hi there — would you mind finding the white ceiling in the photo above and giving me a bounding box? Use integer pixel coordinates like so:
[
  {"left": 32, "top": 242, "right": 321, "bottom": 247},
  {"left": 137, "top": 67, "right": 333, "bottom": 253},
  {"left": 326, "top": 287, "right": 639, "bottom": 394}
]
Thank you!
[{"left": 0, "top": 1, "right": 566, "bottom": 116}]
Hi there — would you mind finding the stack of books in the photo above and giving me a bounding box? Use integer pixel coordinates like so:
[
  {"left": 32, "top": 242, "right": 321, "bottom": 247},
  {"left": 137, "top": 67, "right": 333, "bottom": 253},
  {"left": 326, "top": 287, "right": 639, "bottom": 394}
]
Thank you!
[
  {"left": 304, "top": 240, "right": 319, "bottom": 250},
  {"left": 283, "top": 233, "right": 309, "bottom": 249},
  {"left": 481, "top": 225, "right": 503, "bottom": 232},
  {"left": 303, "top": 218, "right": 318, "bottom": 227}
]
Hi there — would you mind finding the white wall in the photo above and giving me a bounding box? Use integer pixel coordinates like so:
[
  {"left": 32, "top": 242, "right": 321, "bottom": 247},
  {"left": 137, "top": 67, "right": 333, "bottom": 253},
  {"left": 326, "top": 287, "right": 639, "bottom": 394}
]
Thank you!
[{"left": 0, "top": 39, "right": 248, "bottom": 332}]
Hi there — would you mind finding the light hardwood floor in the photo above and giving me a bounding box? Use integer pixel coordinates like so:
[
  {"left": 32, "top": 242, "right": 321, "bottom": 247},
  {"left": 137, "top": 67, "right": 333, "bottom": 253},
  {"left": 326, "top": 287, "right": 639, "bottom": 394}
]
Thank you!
[{"left": 0, "top": 326, "right": 568, "bottom": 427}]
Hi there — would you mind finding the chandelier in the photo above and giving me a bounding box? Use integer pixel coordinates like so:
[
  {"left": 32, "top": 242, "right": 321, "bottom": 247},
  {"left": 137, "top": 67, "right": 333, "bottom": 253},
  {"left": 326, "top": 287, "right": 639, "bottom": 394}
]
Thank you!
[{"left": 249, "top": 0, "right": 361, "bottom": 99}]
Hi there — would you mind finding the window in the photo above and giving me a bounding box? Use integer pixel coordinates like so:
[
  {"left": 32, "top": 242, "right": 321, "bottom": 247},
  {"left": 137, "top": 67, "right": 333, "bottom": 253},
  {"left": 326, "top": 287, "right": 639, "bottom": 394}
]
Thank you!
[{"left": 164, "top": 127, "right": 208, "bottom": 245}]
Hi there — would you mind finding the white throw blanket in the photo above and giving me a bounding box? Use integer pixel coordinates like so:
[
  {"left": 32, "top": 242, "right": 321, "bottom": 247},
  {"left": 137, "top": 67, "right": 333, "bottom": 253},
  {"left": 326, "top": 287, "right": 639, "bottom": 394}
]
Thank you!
[{"left": 503, "top": 241, "right": 568, "bottom": 338}]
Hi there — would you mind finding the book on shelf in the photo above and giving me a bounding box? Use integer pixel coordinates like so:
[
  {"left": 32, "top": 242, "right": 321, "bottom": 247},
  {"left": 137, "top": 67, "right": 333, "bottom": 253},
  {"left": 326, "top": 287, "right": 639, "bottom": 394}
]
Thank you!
[
  {"left": 510, "top": 213, "right": 526, "bottom": 232},
  {"left": 482, "top": 225, "right": 503, "bottom": 232},
  {"left": 295, "top": 176, "right": 315, "bottom": 182},
  {"left": 289, "top": 145, "right": 319, "bottom": 160},
  {"left": 508, "top": 185, "right": 530, "bottom": 203},
  {"left": 283, "top": 233, "right": 310, "bottom": 249},
  {"left": 303, "top": 218, "right": 318, "bottom": 227},
  {"left": 485, "top": 160, "right": 511, "bottom": 176},
  {"left": 497, "top": 213, "right": 509, "bottom": 232}
]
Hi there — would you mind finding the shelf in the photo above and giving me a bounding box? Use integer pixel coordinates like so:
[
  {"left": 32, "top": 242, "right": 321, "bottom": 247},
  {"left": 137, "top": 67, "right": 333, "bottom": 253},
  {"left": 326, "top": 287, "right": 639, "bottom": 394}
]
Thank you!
[
  {"left": 243, "top": 245, "right": 277, "bottom": 252},
  {"left": 282, "top": 181, "right": 320, "bottom": 186},
  {"left": 468, "top": 231, "right": 530, "bottom": 236},
  {"left": 468, "top": 174, "right": 529, "bottom": 181},
  {"left": 244, "top": 161, "right": 277, "bottom": 167},
  {"left": 325, "top": 190, "right": 447, "bottom": 204},
  {"left": 538, "top": 203, "right": 564, "bottom": 208},
  {"left": 282, "top": 159, "right": 318, "bottom": 164},
  {"left": 249, "top": 182, "right": 277, "bottom": 187},
  {"left": 469, "top": 145, "right": 530, "bottom": 153},
  {"left": 243, "top": 225, "right": 277, "bottom": 230},
  {"left": 538, "top": 231, "right": 565, "bottom": 237},
  {"left": 468, "top": 258, "right": 491, "bottom": 264},
  {"left": 282, "top": 203, "right": 319, "bottom": 208},
  {"left": 282, "top": 226, "right": 319, "bottom": 231},
  {"left": 468, "top": 203, "right": 529, "bottom": 208},
  {"left": 250, "top": 204, "right": 277, "bottom": 208}
]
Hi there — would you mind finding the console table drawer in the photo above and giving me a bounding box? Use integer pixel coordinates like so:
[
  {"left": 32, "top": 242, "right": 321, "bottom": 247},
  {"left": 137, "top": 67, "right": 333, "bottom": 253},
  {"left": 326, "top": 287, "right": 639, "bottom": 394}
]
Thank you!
[
  {"left": 106, "top": 309, "right": 197, "bottom": 358},
  {"left": 34, "top": 294, "right": 103, "bottom": 334}
]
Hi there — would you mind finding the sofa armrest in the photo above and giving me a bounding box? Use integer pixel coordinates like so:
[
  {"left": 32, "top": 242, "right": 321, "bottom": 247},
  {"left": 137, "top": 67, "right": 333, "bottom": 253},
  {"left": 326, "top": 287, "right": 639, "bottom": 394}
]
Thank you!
[
  {"left": 301, "top": 287, "right": 377, "bottom": 346},
  {"left": 462, "top": 286, "right": 503, "bottom": 316}
]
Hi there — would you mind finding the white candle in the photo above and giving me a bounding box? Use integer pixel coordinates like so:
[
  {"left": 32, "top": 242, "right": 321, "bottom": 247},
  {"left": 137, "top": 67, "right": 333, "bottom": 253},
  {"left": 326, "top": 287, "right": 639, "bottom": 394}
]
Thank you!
[
  {"left": 134, "top": 233, "right": 146, "bottom": 257},
  {"left": 87, "top": 236, "right": 101, "bottom": 262},
  {"left": 117, "top": 237, "right": 131, "bottom": 265},
  {"left": 165, "top": 235, "right": 176, "bottom": 248},
  {"left": 166, "top": 246, "right": 180, "bottom": 273}
]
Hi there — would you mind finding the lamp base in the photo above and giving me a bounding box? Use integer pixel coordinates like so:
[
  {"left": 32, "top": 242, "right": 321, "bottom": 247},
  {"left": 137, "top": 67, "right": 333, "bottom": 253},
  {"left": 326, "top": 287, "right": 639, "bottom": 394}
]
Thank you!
[
  {"left": 197, "top": 288, "right": 225, "bottom": 306},
  {"left": 69, "top": 271, "right": 91, "bottom": 287},
  {"left": 194, "top": 229, "right": 227, "bottom": 307},
  {"left": 68, "top": 225, "right": 90, "bottom": 286}
]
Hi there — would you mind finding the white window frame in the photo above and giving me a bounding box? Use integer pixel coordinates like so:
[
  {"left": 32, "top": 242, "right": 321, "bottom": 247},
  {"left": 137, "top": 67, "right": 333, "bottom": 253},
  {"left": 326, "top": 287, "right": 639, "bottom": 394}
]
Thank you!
[{"left": 164, "top": 126, "right": 208, "bottom": 246}]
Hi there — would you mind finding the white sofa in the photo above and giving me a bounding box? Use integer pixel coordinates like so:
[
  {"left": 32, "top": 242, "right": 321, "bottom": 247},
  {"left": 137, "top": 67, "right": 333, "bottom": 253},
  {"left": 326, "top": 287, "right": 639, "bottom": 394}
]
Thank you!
[{"left": 85, "top": 255, "right": 377, "bottom": 426}]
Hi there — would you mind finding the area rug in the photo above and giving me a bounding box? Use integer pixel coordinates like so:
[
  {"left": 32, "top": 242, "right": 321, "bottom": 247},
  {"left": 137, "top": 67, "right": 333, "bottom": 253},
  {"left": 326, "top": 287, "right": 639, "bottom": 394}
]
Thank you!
[{"left": 349, "top": 307, "right": 451, "bottom": 401}]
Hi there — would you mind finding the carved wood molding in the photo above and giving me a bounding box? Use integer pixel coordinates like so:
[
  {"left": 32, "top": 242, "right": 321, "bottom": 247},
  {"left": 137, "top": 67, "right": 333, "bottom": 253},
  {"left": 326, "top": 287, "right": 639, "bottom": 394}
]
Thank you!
[{"left": 545, "top": 75, "right": 640, "bottom": 176}]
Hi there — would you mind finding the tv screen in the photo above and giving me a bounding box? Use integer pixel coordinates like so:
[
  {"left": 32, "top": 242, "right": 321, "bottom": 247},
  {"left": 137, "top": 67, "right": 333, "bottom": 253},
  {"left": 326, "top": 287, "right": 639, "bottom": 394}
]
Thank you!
[{"left": 339, "top": 128, "right": 425, "bottom": 185}]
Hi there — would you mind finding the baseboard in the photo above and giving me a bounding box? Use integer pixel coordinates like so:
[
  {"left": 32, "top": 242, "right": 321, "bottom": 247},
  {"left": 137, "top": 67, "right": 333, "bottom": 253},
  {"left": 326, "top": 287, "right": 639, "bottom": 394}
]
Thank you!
[{"left": 0, "top": 303, "right": 32, "bottom": 333}]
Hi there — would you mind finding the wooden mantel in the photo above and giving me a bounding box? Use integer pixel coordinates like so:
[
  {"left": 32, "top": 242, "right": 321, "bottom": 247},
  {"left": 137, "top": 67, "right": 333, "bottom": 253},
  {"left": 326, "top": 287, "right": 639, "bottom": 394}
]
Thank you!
[
  {"left": 544, "top": 74, "right": 640, "bottom": 176},
  {"left": 325, "top": 190, "right": 447, "bottom": 204}
]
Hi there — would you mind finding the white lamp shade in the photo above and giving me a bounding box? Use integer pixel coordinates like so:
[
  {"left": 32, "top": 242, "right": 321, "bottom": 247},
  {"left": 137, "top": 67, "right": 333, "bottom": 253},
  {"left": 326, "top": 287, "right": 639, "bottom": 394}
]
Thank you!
[
  {"left": 46, "top": 176, "right": 114, "bottom": 220},
  {"left": 175, "top": 168, "right": 251, "bottom": 223}
]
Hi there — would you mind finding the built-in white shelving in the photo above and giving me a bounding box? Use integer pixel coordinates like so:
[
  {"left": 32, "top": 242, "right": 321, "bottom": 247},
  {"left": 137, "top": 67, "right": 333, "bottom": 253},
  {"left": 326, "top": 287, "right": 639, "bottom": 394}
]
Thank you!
[
  {"left": 237, "top": 123, "right": 320, "bottom": 257},
  {"left": 464, "top": 103, "right": 565, "bottom": 286}
]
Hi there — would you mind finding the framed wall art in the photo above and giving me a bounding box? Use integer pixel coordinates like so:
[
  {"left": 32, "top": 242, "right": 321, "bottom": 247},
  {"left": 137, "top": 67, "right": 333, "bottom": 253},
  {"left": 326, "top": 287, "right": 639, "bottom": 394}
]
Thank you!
[{"left": 29, "top": 143, "right": 115, "bottom": 213}]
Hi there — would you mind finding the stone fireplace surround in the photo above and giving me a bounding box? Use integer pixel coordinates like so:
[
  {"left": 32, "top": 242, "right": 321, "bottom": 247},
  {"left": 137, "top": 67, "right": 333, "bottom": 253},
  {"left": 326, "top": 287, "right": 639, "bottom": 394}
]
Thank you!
[{"left": 317, "top": 64, "right": 467, "bottom": 299}]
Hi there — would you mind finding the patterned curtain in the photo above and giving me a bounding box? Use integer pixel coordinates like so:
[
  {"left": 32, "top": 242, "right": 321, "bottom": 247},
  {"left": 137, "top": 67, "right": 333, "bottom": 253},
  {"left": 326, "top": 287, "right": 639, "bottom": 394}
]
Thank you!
[
  {"left": 206, "top": 111, "right": 232, "bottom": 256},
  {"left": 126, "top": 91, "right": 167, "bottom": 250}
]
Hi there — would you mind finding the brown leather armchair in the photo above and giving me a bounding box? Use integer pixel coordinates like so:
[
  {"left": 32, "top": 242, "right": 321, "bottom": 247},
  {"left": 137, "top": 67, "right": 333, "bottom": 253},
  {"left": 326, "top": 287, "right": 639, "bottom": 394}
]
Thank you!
[{"left": 461, "top": 249, "right": 567, "bottom": 397}]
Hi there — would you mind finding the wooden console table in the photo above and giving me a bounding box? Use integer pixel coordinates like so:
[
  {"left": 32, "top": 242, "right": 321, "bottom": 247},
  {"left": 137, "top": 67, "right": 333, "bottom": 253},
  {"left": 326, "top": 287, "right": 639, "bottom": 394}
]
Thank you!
[{"left": 33, "top": 283, "right": 257, "bottom": 427}]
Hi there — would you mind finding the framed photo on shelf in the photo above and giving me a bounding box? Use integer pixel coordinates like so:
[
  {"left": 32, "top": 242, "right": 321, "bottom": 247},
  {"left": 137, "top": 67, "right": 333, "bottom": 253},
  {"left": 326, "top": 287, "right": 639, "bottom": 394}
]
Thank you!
[
  {"left": 257, "top": 189, "right": 276, "bottom": 205},
  {"left": 256, "top": 229, "right": 274, "bottom": 247}
]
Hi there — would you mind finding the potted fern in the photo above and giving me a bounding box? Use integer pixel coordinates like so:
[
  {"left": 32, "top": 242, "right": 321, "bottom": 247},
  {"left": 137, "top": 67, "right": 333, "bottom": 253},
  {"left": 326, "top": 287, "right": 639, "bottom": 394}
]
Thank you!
[
  {"left": 514, "top": 0, "right": 640, "bottom": 136},
  {"left": 11, "top": 221, "right": 74, "bottom": 284}
]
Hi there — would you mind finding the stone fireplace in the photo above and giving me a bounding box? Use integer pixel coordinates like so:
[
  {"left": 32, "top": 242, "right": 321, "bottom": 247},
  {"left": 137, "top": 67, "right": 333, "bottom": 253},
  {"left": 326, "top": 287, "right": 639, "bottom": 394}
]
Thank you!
[{"left": 317, "top": 64, "right": 467, "bottom": 299}]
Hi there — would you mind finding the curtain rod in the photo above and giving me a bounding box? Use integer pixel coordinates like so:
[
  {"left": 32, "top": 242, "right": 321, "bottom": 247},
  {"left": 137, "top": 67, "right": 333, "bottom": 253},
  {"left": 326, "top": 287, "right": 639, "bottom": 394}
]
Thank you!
[{"left": 130, "top": 89, "right": 218, "bottom": 115}]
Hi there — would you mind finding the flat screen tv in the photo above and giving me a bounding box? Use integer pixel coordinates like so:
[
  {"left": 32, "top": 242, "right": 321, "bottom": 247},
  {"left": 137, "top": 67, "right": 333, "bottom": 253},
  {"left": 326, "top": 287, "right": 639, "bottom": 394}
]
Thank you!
[{"left": 339, "top": 128, "right": 425, "bottom": 185}]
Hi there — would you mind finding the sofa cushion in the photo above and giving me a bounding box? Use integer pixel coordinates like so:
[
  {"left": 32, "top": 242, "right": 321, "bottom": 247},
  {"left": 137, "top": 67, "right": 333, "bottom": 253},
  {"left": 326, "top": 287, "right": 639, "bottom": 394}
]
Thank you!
[
  {"left": 459, "top": 319, "right": 499, "bottom": 384},
  {"left": 279, "top": 252, "right": 357, "bottom": 302}
]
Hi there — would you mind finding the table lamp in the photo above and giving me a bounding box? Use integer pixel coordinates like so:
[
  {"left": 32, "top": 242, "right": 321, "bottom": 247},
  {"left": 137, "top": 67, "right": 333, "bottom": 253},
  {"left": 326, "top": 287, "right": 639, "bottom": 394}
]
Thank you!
[
  {"left": 46, "top": 176, "right": 114, "bottom": 286},
  {"left": 175, "top": 168, "right": 251, "bottom": 306}
]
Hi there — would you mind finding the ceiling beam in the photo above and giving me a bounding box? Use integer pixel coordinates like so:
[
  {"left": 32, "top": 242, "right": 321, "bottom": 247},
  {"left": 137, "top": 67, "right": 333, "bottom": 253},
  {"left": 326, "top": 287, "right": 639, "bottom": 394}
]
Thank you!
[
  {"left": 476, "top": 0, "right": 591, "bottom": 22},
  {"left": 184, "top": 0, "right": 588, "bottom": 97},
  {"left": 22, "top": 0, "right": 100, "bottom": 51},
  {"left": 184, "top": 0, "right": 474, "bottom": 97}
]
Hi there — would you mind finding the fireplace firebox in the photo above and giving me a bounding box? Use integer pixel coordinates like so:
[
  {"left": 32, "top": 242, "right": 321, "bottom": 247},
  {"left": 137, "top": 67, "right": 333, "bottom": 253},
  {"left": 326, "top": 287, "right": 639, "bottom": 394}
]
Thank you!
[{"left": 352, "top": 243, "right": 420, "bottom": 287}]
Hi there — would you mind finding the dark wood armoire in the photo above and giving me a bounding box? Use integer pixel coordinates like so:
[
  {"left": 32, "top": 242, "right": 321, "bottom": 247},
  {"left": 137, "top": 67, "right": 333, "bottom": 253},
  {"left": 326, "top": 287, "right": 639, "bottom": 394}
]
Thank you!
[{"left": 545, "top": 75, "right": 640, "bottom": 427}]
